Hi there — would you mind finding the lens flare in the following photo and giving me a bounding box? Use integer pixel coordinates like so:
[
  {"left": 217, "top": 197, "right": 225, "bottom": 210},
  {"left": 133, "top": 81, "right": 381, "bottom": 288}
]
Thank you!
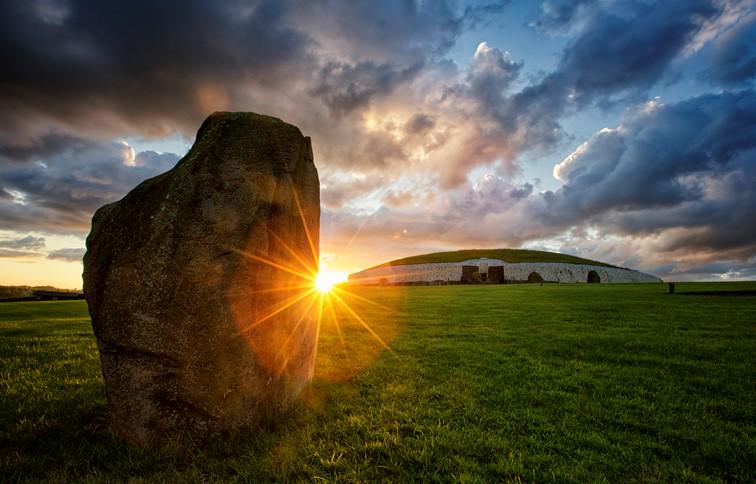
[
  {"left": 315, "top": 269, "right": 347, "bottom": 293},
  {"left": 227, "top": 178, "right": 397, "bottom": 384}
]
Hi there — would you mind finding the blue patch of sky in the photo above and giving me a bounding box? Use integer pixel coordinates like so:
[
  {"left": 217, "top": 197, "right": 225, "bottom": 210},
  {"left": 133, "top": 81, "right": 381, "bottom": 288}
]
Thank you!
[
  {"left": 123, "top": 132, "right": 191, "bottom": 157},
  {"left": 450, "top": 1, "right": 565, "bottom": 78}
]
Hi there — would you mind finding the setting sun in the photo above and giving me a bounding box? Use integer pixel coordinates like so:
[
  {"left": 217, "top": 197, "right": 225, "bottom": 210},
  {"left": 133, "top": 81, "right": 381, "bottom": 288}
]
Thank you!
[{"left": 315, "top": 269, "right": 347, "bottom": 293}]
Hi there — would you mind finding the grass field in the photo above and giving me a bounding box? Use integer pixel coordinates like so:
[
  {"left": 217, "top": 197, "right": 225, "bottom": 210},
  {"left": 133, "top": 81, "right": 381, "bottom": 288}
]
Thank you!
[
  {"left": 369, "top": 248, "right": 618, "bottom": 269},
  {"left": 1, "top": 282, "right": 755, "bottom": 482}
]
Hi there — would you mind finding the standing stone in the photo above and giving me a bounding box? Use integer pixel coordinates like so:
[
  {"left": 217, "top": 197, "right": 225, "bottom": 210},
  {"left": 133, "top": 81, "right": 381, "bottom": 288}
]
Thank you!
[{"left": 83, "top": 112, "right": 320, "bottom": 445}]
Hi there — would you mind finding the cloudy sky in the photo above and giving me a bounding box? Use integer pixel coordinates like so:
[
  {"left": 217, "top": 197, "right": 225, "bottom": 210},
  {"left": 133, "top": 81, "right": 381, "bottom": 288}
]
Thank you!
[{"left": 1, "top": 0, "right": 755, "bottom": 288}]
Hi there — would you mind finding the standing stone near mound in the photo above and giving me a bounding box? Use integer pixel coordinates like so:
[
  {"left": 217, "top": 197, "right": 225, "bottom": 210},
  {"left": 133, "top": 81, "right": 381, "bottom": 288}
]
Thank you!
[{"left": 83, "top": 112, "right": 320, "bottom": 445}]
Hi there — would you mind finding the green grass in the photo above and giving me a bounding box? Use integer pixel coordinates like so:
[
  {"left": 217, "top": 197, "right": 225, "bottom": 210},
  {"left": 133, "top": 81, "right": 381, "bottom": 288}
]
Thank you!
[
  {"left": 2, "top": 283, "right": 755, "bottom": 482},
  {"left": 368, "top": 248, "right": 618, "bottom": 269}
]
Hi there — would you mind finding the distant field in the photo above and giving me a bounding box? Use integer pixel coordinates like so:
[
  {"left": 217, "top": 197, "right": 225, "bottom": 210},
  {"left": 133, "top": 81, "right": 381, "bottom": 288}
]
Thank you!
[
  {"left": 369, "top": 248, "right": 618, "bottom": 269},
  {"left": 2, "top": 282, "right": 755, "bottom": 482}
]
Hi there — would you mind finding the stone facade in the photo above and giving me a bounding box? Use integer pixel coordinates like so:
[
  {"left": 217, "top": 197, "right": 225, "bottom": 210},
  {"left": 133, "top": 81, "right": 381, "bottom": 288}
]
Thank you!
[{"left": 349, "top": 258, "right": 661, "bottom": 285}]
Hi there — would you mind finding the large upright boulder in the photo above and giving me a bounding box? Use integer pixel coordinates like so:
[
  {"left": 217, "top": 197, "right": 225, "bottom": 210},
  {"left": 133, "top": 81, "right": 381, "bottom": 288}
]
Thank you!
[{"left": 83, "top": 112, "right": 320, "bottom": 445}]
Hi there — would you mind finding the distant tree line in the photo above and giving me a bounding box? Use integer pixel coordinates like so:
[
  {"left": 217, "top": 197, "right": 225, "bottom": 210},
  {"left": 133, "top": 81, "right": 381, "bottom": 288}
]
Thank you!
[{"left": 0, "top": 285, "right": 82, "bottom": 299}]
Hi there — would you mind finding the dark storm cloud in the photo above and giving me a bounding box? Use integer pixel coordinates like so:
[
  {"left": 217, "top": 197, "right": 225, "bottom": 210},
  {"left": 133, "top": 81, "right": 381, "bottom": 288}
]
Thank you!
[
  {"left": 498, "top": 0, "right": 727, "bottom": 160},
  {"left": 298, "top": 0, "right": 483, "bottom": 62},
  {"left": 297, "top": 0, "right": 510, "bottom": 66},
  {"left": 556, "top": 0, "right": 719, "bottom": 101},
  {"left": 496, "top": 73, "right": 565, "bottom": 147},
  {"left": 537, "top": 90, "right": 756, "bottom": 256},
  {"left": 0, "top": 133, "right": 92, "bottom": 164},
  {"left": 304, "top": 1, "right": 512, "bottom": 116},
  {"left": 494, "top": 0, "right": 724, "bottom": 153},
  {"left": 404, "top": 113, "right": 436, "bottom": 136},
  {"left": 313, "top": 61, "right": 425, "bottom": 116},
  {"left": 0, "top": 0, "right": 496, "bottom": 143},
  {"left": 706, "top": 10, "right": 756, "bottom": 85},
  {"left": 466, "top": 42, "right": 522, "bottom": 105},
  {"left": 0, "top": 0, "right": 504, "bottom": 186},
  {"left": 461, "top": 1, "right": 512, "bottom": 29},
  {"left": 47, "top": 247, "right": 85, "bottom": 262},
  {"left": 0, "top": 139, "right": 180, "bottom": 233},
  {"left": 649, "top": 259, "right": 756, "bottom": 282},
  {"left": 0, "top": 0, "right": 311, "bottom": 140},
  {"left": 531, "top": 0, "right": 595, "bottom": 34}
]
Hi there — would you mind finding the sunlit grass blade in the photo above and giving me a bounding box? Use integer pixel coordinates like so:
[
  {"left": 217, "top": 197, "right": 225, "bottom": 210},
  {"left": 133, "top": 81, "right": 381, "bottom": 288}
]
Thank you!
[
  {"left": 330, "top": 291, "right": 396, "bottom": 356},
  {"left": 332, "top": 285, "right": 402, "bottom": 314},
  {"left": 324, "top": 293, "right": 347, "bottom": 351}
]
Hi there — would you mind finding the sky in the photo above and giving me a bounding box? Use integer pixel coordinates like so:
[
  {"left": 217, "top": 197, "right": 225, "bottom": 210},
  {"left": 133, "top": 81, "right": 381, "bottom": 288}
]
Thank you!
[{"left": 1, "top": 0, "right": 755, "bottom": 288}]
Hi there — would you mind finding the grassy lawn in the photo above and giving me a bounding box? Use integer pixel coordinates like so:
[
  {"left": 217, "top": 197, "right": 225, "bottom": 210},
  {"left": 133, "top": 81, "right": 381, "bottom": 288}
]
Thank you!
[
  {"left": 1, "top": 282, "right": 755, "bottom": 482},
  {"left": 369, "top": 248, "right": 618, "bottom": 269}
]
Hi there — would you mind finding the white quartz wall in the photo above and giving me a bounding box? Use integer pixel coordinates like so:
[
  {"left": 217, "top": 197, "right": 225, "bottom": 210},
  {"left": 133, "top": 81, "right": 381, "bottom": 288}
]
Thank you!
[
  {"left": 494, "top": 262, "right": 660, "bottom": 283},
  {"left": 349, "top": 259, "right": 661, "bottom": 284},
  {"left": 348, "top": 263, "right": 464, "bottom": 284}
]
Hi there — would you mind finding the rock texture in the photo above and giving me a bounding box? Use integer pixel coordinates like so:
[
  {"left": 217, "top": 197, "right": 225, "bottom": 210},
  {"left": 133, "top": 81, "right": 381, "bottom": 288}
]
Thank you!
[
  {"left": 84, "top": 112, "right": 319, "bottom": 445},
  {"left": 349, "top": 258, "right": 661, "bottom": 285}
]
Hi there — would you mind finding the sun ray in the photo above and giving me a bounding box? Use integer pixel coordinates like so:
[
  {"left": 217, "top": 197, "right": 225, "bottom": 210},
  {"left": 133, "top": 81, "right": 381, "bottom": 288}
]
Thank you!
[
  {"left": 269, "top": 229, "right": 318, "bottom": 277},
  {"left": 332, "top": 285, "right": 402, "bottom": 314},
  {"left": 242, "top": 283, "right": 316, "bottom": 295},
  {"left": 276, "top": 292, "right": 319, "bottom": 375},
  {"left": 230, "top": 247, "right": 315, "bottom": 283},
  {"left": 338, "top": 215, "right": 370, "bottom": 262},
  {"left": 289, "top": 177, "right": 319, "bottom": 268},
  {"left": 325, "top": 293, "right": 347, "bottom": 351},
  {"left": 314, "top": 289, "right": 325, "bottom": 364},
  {"left": 238, "top": 287, "right": 316, "bottom": 333},
  {"left": 331, "top": 291, "right": 396, "bottom": 356}
]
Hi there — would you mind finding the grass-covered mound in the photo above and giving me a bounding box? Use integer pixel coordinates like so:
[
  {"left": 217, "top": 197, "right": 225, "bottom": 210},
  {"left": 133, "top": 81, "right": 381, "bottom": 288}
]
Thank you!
[{"left": 369, "top": 248, "right": 617, "bottom": 270}]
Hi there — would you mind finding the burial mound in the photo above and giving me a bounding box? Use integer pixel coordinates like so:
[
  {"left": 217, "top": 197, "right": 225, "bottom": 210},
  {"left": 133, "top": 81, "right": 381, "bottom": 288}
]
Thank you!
[{"left": 349, "top": 249, "right": 661, "bottom": 285}]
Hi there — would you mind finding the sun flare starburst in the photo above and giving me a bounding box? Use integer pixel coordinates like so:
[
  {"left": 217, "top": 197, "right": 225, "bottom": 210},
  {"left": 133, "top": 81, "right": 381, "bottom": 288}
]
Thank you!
[
  {"left": 227, "top": 179, "right": 396, "bottom": 381},
  {"left": 315, "top": 269, "right": 348, "bottom": 293},
  {"left": 227, "top": 180, "right": 396, "bottom": 380}
]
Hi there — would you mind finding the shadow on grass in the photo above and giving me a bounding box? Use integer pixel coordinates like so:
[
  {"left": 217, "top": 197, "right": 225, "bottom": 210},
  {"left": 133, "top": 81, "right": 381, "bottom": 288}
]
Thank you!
[
  {"left": 1, "top": 388, "right": 330, "bottom": 482},
  {"left": 675, "top": 290, "right": 756, "bottom": 297}
]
